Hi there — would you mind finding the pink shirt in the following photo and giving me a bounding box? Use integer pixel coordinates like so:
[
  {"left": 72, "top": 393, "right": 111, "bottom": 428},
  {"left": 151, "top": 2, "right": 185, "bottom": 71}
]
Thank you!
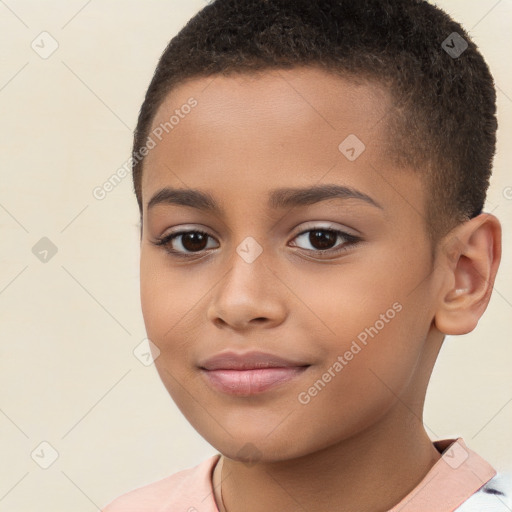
[{"left": 102, "top": 438, "right": 506, "bottom": 512}]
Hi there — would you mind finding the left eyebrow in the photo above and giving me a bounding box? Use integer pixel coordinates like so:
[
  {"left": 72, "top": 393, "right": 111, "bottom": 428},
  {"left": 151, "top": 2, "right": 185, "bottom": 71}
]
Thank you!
[
  {"left": 268, "top": 184, "right": 383, "bottom": 210},
  {"left": 147, "top": 183, "right": 383, "bottom": 214}
]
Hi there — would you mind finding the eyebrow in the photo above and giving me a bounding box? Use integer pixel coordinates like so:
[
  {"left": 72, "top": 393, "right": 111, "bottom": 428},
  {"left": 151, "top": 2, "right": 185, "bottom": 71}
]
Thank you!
[{"left": 147, "top": 184, "right": 383, "bottom": 214}]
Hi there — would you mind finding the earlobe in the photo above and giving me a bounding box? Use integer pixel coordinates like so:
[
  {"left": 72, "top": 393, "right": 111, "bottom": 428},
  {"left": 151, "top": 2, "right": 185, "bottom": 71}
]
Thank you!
[{"left": 433, "top": 213, "right": 502, "bottom": 336}]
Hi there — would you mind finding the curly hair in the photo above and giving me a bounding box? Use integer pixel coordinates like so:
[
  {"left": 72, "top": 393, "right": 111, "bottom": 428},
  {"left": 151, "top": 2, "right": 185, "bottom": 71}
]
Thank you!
[{"left": 131, "top": 0, "right": 497, "bottom": 247}]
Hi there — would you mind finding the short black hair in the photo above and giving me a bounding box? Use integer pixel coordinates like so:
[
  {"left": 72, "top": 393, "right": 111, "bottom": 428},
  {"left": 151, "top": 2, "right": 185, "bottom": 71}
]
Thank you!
[{"left": 132, "top": 0, "right": 497, "bottom": 248}]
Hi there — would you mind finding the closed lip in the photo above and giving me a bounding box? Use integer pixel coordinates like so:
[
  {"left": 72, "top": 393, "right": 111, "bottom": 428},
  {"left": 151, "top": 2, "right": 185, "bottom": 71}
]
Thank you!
[{"left": 198, "top": 350, "right": 310, "bottom": 370}]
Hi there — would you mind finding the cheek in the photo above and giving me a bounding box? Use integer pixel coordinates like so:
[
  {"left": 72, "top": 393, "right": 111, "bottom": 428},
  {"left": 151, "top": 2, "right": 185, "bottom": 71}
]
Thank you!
[
  {"left": 287, "top": 300, "right": 425, "bottom": 456},
  {"left": 140, "top": 253, "right": 189, "bottom": 376},
  {"left": 139, "top": 255, "right": 200, "bottom": 408},
  {"left": 140, "top": 252, "right": 195, "bottom": 341},
  {"left": 287, "top": 255, "right": 406, "bottom": 343},
  {"left": 289, "top": 257, "right": 429, "bottom": 398},
  {"left": 140, "top": 264, "right": 169, "bottom": 341},
  {"left": 139, "top": 251, "right": 212, "bottom": 384}
]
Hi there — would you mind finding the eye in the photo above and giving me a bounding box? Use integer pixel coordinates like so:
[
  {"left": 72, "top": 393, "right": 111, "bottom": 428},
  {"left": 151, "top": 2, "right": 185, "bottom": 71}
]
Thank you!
[
  {"left": 290, "top": 227, "right": 360, "bottom": 255},
  {"left": 152, "top": 225, "right": 361, "bottom": 259},
  {"left": 153, "top": 229, "right": 219, "bottom": 257}
]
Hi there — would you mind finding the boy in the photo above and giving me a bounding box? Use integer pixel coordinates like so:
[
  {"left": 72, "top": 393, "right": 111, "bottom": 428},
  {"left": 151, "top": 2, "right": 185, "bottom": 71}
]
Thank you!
[{"left": 103, "top": 0, "right": 511, "bottom": 510}]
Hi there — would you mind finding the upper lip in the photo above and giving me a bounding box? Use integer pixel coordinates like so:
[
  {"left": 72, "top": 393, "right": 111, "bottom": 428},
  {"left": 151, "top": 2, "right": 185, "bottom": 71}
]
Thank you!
[{"left": 199, "top": 350, "right": 310, "bottom": 370}]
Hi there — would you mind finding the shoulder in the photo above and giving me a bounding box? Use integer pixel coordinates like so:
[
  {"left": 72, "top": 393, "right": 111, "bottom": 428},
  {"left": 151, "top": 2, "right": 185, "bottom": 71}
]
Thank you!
[{"left": 101, "top": 454, "right": 220, "bottom": 512}]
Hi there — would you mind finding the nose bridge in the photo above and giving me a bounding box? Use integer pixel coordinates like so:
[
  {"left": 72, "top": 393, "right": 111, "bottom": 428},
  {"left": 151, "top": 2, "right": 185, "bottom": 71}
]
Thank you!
[
  {"left": 207, "top": 235, "right": 286, "bottom": 328},
  {"left": 222, "top": 236, "right": 271, "bottom": 305}
]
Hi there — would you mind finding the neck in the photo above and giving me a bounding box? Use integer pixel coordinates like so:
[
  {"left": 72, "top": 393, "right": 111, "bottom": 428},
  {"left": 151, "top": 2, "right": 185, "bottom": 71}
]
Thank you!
[{"left": 214, "top": 404, "right": 441, "bottom": 512}]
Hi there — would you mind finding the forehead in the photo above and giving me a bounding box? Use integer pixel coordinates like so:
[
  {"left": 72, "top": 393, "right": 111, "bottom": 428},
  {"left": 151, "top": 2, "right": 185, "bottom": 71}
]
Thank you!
[
  {"left": 147, "top": 67, "right": 390, "bottom": 149},
  {"left": 152, "top": 66, "right": 389, "bottom": 122},
  {"left": 141, "top": 67, "right": 424, "bottom": 221}
]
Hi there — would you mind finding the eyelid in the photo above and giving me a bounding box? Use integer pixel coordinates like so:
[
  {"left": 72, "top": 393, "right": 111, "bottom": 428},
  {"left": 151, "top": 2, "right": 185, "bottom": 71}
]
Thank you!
[{"left": 291, "top": 221, "right": 358, "bottom": 238}]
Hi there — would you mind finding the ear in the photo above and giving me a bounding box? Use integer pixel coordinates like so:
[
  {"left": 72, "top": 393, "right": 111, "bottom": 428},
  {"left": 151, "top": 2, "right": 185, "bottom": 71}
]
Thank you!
[{"left": 434, "top": 213, "right": 502, "bottom": 335}]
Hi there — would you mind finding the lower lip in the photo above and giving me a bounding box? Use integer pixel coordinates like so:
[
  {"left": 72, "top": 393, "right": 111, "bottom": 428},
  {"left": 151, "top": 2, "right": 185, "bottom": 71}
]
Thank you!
[{"left": 200, "top": 367, "right": 309, "bottom": 395}]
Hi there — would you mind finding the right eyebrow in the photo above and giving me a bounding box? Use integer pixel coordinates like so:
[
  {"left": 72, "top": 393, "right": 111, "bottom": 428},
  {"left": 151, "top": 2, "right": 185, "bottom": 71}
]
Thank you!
[{"left": 147, "top": 187, "right": 223, "bottom": 215}]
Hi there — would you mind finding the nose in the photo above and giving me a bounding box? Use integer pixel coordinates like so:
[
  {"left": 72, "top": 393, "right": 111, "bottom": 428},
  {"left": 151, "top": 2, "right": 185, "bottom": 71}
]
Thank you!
[{"left": 206, "top": 248, "right": 288, "bottom": 331}]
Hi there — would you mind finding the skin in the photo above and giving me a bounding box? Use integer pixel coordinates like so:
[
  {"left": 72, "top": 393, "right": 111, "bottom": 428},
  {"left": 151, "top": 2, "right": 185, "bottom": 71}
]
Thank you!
[{"left": 138, "top": 67, "right": 501, "bottom": 512}]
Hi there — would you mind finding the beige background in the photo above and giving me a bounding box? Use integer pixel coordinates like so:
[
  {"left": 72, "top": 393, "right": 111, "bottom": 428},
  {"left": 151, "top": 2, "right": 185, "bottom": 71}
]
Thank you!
[{"left": 0, "top": 1, "right": 510, "bottom": 510}]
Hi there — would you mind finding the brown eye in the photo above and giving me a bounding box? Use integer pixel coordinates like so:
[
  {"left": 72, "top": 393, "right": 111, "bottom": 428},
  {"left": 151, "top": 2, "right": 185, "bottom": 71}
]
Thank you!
[
  {"left": 307, "top": 230, "right": 338, "bottom": 250},
  {"left": 291, "top": 228, "right": 360, "bottom": 255},
  {"left": 154, "top": 230, "right": 219, "bottom": 255},
  {"left": 179, "top": 232, "right": 209, "bottom": 252}
]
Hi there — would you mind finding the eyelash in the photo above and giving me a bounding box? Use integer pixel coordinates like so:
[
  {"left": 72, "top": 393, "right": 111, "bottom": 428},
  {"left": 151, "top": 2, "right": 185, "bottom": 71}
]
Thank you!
[{"left": 152, "top": 227, "right": 361, "bottom": 259}]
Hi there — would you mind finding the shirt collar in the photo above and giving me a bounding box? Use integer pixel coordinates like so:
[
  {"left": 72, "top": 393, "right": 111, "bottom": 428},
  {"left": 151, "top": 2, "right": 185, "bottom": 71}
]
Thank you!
[
  {"left": 203, "top": 438, "right": 496, "bottom": 512},
  {"left": 388, "top": 437, "right": 496, "bottom": 512}
]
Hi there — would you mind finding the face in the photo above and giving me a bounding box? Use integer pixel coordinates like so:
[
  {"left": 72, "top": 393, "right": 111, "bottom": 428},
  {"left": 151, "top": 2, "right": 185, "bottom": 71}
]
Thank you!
[{"left": 139, "top": 67, "right": 441, "bottom": 462}]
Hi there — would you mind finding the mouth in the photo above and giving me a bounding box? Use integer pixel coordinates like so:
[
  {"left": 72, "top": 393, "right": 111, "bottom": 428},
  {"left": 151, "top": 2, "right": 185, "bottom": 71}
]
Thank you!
[
  {"left": 198, "top": 350, "right": 311, "bottom": 395},
  {"left": 199, "top": 366, "right": 310, "bottom": 395}
]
